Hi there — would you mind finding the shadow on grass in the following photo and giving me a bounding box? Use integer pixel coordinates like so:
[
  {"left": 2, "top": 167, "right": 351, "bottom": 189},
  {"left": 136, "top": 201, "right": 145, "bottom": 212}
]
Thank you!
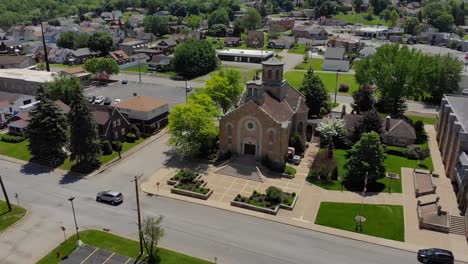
[{"left": 343, "top": 179, "right": 386, "bottom": 194}]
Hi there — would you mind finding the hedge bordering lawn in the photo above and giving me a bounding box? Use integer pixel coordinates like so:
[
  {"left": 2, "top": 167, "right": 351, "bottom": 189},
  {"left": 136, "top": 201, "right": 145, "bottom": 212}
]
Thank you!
[{"left": 232, "top": 188, "right": 298, "bottom": 214}]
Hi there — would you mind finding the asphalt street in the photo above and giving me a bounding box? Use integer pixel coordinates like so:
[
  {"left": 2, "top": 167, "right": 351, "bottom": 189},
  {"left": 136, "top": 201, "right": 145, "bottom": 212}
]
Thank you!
[{"left": 0, "top": 134, "right": 463, "bottom": 264}]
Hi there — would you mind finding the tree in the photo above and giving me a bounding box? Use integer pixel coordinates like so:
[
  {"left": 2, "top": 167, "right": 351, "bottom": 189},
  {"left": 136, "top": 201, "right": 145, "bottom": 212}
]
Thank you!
[
  {"left": 208, "top": 9, "right": 229, "bottom": 28},
  {"left": 344, "top": 132, "right": 386, "bottom": 185},
  {"left": 303, "top": 52, "right": 309, "bottom": 63},
  {"left": 317, "top": 0, "right": 336, "bottom": 17},
  {"left": 353, "top": 0, "right": 364, "bottom": 12},
  {"left": 352, "top": 86, "right": 375, "bottom": 113},
  {"left": 351, "top": 110, "right": 383, "bottom": 142},
  {"left": 425, "top": 54, "right": 463, "bottom": 102},
  {"left": 84, "top": 58, "right": 120, "bottom": 76},
  {"left": 266, "top": 186, "right": 283, "bottom": 204},
  {"left": 187, "top": 15, "right": 202, "bottom": 29},
  {"left": 316, "top": 118, "right": 347, "bottom": 147},
  {"left": 48, "top": 18, "right": 61, "bottom": 26},
  {"left": 403, "top": 17, "right": 422, "bottom": 35},
  {"left": 27, "top": 87, "right": 68, "bottom": 166},
  {"left": 68, "top": 86, "right": 101, "bottom": 170},
  {"left": 141, "top": 216, "right": 164, "bottom": 264},
  {"left": 370, "top": 0, "right": 390, "bottom": 14},
  {"left": 432, "top": 13, "right": 454, "bottom": 32},
  {"left": 144, "top": 15, "right": 169, "bottom": 36},
  {"left": 388, "top": 10, "right": 399, "bottom": 27},
  {"left": 204, "top": 68, "right": 243, "bottom": 113},
  {"left": 74, "top": 33, "right": 90, "bottom": 49},
  {"left": 88, "top": 31, "right": 114, "bottom": 56},
  {"left": 168, "top": 101, "right": 218, "bottom": 157},
  {"left": 47, "top": 75, "right": 82, "bottom": 105},
  {"left": 300, "top": 69, "right": 330, "bottom": 117},
  {"left": 173, "top": 39, "right": 218, "bottom": 78},
  {"left": 404, "top": 145, "right": 429, "bottom": 165},
  {"left": 289, "top": 132, "right": 305, "bottom": 154},
  {"left": 187, "top": 92, "right": 221, "bottom": 117},
  {"left": 241, "top": 7, "right": 261, "bottom": 30},
  {"left": 208, "top": 24, "right": 227, "bottom": 37},
  {"left": 57, "top": 31, "right": 76, "bottom": 49},
  {"left": 233, "top": 19, "right": 244, "bottom": 36}
]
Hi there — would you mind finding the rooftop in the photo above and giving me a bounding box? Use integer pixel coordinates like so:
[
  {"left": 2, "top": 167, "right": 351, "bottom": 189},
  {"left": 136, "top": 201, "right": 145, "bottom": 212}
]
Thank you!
[
  {"left": 0, "top": 69, "right": 56, "bottom": 83},
  {"left": 216, "top": 49, "right": 274, "bottom": 58},
  {"left": 445, "top": 95, "right": 468, "bottom": 132},
  {"left": 114, "top": 96, "right": 169, "bottom": 112}
]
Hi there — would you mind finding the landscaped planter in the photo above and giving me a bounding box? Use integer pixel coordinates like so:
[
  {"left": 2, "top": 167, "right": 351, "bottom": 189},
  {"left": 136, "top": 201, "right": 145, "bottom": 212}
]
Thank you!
[
  {"left": 280, "top": 194, "right": 298, "bottom": 210},
  {"left": 281, "top": 173, "right": 295, "bottom": 179},
  {"left": 167, "top": 170, "right": 202, "bottom": 185},
  {"left": 171, "top": 186, "right": 213, "bottom": 200},
  {"left": 167, "top": 179, "right": 179, "bottom": 186},
  {"left": 230, "top": 200, "right": 280, "bottom": 215}
]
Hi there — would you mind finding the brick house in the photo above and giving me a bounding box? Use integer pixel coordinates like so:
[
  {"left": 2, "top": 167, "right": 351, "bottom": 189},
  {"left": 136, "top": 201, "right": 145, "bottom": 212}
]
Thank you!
[
  {"left": 109, "top": 50, "right": 130, "bottom": 65},
  {"left": 247, "top": 30, "right": 265, "bottom": 48},
  {"left": 219, "top": 57, "right": 308, "bottom": 168},
  {"left": 270, "top": 18, "right": 295, "bottom": 32},
  {"left": 292, "top": 26, "right": 328, "bottom": 40},
  {"left": 91, "top": 105, "right": 131, "bottom": 141}
]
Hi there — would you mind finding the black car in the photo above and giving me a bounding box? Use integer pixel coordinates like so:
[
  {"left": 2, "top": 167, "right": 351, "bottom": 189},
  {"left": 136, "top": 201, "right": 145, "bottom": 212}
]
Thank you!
[
  {"left": 418, "top": 248, "right": 454, "bottom": 264},
  {"left": 103, "top": 97, "right": 112, "bottom": 105},
  {"left": 88, "top": 95, "right": 96, "bottom": 103}
]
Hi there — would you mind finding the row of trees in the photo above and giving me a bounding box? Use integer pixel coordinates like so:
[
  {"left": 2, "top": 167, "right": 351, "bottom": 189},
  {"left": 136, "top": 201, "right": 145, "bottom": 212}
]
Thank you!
[
  {"left": 28, "top": 79, "right": 101, "bottom": 170},
  {"left": 354, "top": 44, "right": 463, "bottom": 115},
  {"left": 57, "top": 31, "right": 114, "bottom": 56}
]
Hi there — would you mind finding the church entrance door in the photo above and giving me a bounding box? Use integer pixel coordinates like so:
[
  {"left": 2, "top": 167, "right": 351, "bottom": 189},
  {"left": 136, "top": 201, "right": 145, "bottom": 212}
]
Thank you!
[{"left": 244, "top": 144, "right": 256, "bottom": 155}]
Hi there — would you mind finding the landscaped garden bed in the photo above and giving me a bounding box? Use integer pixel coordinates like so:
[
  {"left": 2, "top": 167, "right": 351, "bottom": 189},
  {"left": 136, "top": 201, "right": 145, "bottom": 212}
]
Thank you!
[
  {"left": 315, "top": 202, "right": 405, "bottom": 241},
  {"left": 231, "top": 187, "right": 298, "bottom": 215},
  {"left": 282, "top": 165, "right": 297, "bottom": 179},
  {"left": 170, "top": 169, "right": 212, "bottom": 200}
]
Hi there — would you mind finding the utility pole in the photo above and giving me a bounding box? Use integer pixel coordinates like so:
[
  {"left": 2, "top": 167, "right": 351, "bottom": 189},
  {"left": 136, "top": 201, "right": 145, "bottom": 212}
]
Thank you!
[
  {"left": 0, "top": 176, "right": 11, "bottom": 211},
  {"left": 334, "top": 71, "right": 339, "bottom": 104},
  {"left": 40, "top": 22, "right": 50, "bottom": 72},
  {"left": 137, "top": 52, "right": 142, "bottom": 83},
  {"left": 185, "top": 78, "right": 188, "bottom": 104},
  {"left": 132, "top": 174, "right": 144, "bottom": 255},
  {"left": 67, "top": 197, "right": 81, "bottom": 246}
]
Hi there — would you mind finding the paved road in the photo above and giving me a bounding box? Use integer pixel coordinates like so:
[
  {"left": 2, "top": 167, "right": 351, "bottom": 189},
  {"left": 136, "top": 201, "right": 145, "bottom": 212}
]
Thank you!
[
  {"left": 0, "top": 134, "right": 461, "bottom": 264},
  {"left": 334, "top": 94, "right": 438, "bottom": 113}
]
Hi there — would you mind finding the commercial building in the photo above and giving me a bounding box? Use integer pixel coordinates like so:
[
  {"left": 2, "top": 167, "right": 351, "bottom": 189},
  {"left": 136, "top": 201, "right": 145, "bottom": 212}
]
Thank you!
[
  {"left": 0, "top": 69, "right": 56, "bottom": 95},
  {"left": 216, "top": 49, "right": 274, "bottom": 63}
]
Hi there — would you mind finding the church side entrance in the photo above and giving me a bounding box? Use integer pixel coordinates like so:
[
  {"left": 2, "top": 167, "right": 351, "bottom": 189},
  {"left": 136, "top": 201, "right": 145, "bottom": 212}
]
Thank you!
[{"left": 244, "top": 143, "right": 256, "bottom": 155}]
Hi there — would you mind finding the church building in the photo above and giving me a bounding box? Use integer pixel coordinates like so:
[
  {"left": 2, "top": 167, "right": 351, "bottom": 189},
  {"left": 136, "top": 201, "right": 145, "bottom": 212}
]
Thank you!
[{"left": 219, "top": 57, "right": 309, "bottom": 168}]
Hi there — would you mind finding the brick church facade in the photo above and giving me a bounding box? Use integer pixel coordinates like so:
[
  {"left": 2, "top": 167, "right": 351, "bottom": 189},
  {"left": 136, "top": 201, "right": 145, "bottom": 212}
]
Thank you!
[{"left": 219, "top": 57, "right": 308, "bottom": 168}]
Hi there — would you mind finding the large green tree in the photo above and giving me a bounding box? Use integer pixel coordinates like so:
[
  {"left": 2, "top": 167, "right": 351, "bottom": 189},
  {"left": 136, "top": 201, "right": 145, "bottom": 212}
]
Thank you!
[
  {"left": 57, "top": 31, "right": 76, "bottom": 49},
  {"left": 88, "top": 31, "right": 114, "bottom": 56},
  {"left": 241, "top": 7, "right": 261, "bottom": 30},
  {"left": 352, "top": 86, "right": 375, "bottom": 114},
  {"left": 68, "top": 86, "right": 101, "bottom": 170},
  {"left": 83, "top": 58, "right": 120, "bottom": 75},
  {"left": 47, "top": 75, "right": 82, "bottom": 105},
  {"left": 141, "top": 216, "right": 164, "bottom": 264},
  {"left": 204, "top": 68, "right": 243, "bottom": 114},
  {"left": 186, "top": 15, "right": 202, "bottom": 30},
  {"left": 300, "top": 69, "right": 330, "bottom": 117},
  {"left": 144, "top": 15, "right": 169, "bottom": 36},
  {"left": 344, "top": 131, "right": 386, "bottom": 186},
  {"left": 27, "top": 87, "right": 68, "bottom": 166},
  {"left": 350, "top": 110, "right": 383, "bottom": 142},
  {"left": 208, "top": 9, "right": 229, "bottom": 27},
  {"left": 173, "top": 39, "right": 218, "bottom": 78},
  {"left": 168, "top": 101, "right": 218, "bottom": 157},
  {"left": 424, "top": 54, "right": 463, "bottom": 102}
]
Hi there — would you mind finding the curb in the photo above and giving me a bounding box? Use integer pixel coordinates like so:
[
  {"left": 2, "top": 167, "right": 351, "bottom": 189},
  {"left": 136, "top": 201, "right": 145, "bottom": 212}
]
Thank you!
[
  {"left": 0, "top": 206, "right": 29, "bottom": 236},
  {"left": 143, "top": 189, "right": 468, "bottom": 263}
]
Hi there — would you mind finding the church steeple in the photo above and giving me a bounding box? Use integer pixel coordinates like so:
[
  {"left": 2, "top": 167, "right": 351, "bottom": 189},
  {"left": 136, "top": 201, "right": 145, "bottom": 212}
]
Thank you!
[{"left": 261, "top": 57, "right": 286, "bottom": 101}]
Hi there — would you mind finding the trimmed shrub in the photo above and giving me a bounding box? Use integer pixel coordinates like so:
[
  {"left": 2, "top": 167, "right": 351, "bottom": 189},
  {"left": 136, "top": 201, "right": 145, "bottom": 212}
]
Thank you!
[
  {"left": 1, "top": 134, "right": 25, "bottom": 143},
  {"left": 266, "top": 186, "right": 283, "bottom": 204},
  {"left": 130, "top": 124, "right": 141, "bottom": 139},
  {"left": 100, "top": 140, "right": 113, "bottom": 155},
  {"left": 126, "top": 132, "right": 137, "bottom": 143},
  {"left": 289, "top": 132, "right": 305, "bottom": 155},
  {"left": 414, "top": 120, "right": 424, "bottom": 135},
  {"left": 404, "top": 145, "right": 429, "bottom": 160},
  {"left": 284, "top": 165, "right": 297, "bottom": 176},
  {"left": 338, "top": 83, "right": 349, "bottom": 92}
]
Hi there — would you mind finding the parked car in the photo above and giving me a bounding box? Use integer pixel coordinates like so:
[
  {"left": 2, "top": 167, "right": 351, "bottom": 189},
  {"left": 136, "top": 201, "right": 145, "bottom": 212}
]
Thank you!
[
  {"left": 186, "top": 85, "right": 193, "bottom": 92},
  {"left": 292, "top": 155, "right": 301, "bottom": 165},
  {"left": 122, "top": 79, "right": 128, "bottom": 84},
  {"left": 417, "top": 248, "right": 454, "bottom": 264},
  {"left": 96, "top": 191, "right": 124, "bottom": 205},
  {"left": 114, "top": 99, "right": 121, "bottom": 104},
  {"left": 94, "top": 96, "right": 104, "bottom": 104},
  {"left": 88, "top": 95, "right": 96, "bottom": 103},
  {"left": 103, "top": 97, "right": 112, "bottom": 105}
]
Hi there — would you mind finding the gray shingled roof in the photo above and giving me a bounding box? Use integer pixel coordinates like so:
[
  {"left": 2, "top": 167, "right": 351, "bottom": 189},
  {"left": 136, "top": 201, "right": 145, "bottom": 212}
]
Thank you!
[
  {"left": 324, "top": 47, "right": 345, "bottom": 59},
  {"left": 262, "top": 57, "right": 284, "bottom": 66},
  {"left": 445, "top": 95, "right": 468, "bottom": 133}
]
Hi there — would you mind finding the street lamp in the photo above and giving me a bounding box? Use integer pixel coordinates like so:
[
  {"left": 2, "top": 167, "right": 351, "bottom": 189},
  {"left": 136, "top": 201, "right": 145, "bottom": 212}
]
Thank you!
[{"left": 68, "top": 197, "right": 82, "bottom": 246}]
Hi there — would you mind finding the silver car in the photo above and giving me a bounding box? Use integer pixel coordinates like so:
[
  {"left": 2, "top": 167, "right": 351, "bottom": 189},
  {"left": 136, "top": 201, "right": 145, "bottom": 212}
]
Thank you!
[{"left": 96, "top": 191, "right": 124, "bottom": 205}]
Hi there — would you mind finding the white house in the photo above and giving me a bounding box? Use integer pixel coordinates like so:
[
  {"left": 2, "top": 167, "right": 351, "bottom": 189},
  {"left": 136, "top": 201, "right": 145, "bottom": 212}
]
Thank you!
[
  {"left": 48, "top": 48, "right": 72, "bottom": 64},
  {"left": 0, "top": 91, "right": 36, "bottom": 115}
]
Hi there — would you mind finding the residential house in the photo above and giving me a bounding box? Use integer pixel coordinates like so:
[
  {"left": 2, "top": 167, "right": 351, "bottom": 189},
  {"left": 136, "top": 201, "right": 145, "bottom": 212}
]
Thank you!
[
  {"left": 60, "top": 68, "right": 92, "bottom": 85},
  {"left": 155, "top": 39, "right": 177, "bottom": 54},
  {"left": 48, "top": 48, "right": 71, "bottom": 64},
  {"left": 322, "top": 47, "right": 349, "bottom": 72},
  {"left": 0, "top": 91, "right": 36, "bottom": 115},
  {"left": 33, "top": 46, "right": 53, "bottom": 63},
  {"left": 9, "top": 26, "right": 38, "bottom": 42},
  {"left": 129, "top": 53, "right": 150, "bottom": 63},
  {"left": 114, "top": 96, "right": 169, "bottom": 135},
  {"left": 127, "top": 15, "right": 145, "bottom": 29},
  {"left": 91, "top": 105, "right": 131, "bottom": 141},
  {"left": 268, "top": 37, "right": 295, "bottom": 49},
  {"left": 270, "top": 18, "right": 295, "bottom": 32},
  {"left": 343, "top": 114, "right": 416, "bottom": 147},
  {"left": 168, "top": 25, "right": 189, "bottom": 34},
  {"left": 358, "top": 46, "right": 376, "bottom": 58},
  {"left": 0, "top": 55, "right": 35, "bottom": 69},
  {"left": 419, "top": 32, "right": 452, "bottom": 45},
  {"left": 155, "top": 11, "right": 170, "bottom": 17},
  {"left": 319, "top": 17, "right": 347, "bottom": 26},
  {"left": 118, "top": 39, "right": 149, "bottom": 55},
  {"left": 8, "top": 100, "right": 70, "bottom": 136},
  {"left": 147, "top": 55, "right": 173, "bottom": 71},
  {"left": 186, "top": 30, "right": 206, "bottom": 41},
  {"left": 247, "top": 30, "right": 265, "bottom": 48},
  {"left": 328, "top": 37, "right": 365, "bottom": 54},
  {"left": 68, "top": 48, "right": 94, "bottom": 65},
  {"left": 109, "top": 50, "right": 130, "bottom": 65},
  {"left": 289, "top": 10, "right": 306, "bottom": 18},
  {"left": 0, "top": 42, "right": 23, "bottom": 55},
  {"left": 101, "top": 11, "right": 123, "bottom": 22},
  {"left": 292, "top": 26, "right": 328, "bottom": 40},
  {"left": 171, "top": 34, "right": 186, "bottom": 43},
  {"left": 224, "top": 37, "right": 242, "bottom": 47}
]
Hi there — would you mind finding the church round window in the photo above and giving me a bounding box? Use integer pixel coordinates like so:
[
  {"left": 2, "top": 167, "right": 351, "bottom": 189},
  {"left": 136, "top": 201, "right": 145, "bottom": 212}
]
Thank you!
[{"left": 246, "top": 121, "right": 255, "bottom": 131}]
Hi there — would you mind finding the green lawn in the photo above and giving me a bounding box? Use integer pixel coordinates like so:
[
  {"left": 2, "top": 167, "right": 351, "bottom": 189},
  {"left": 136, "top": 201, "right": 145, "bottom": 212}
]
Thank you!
[
  {"left": 123, "top": 63, "right": 149, "bottom": 73},
  {"left": 284, "top": 71, "right": 359, "bottom": 93},
  {"left": 407, "top": 115, "right": 437, "bottom": 125},
  {"left": 0, "top": 200, "right": 26, "bottom": 233},
  {"left": 288, "top": 44, "right": 307, "bottom": 54},
  {"left": 295, "top": 58, "right": 324, "bottom": 70},
  {"left": 37, "top": 230, "right": 213, "bottom": 264},
  {"left": 0, "top": 137, "right": 146, "bottom": 171},
  {"left": 50, "top": 63, "right": 84, "bottom": 69},
  {"left": 464, "top": 35, "right": 468, "bottom": 40},
  {"left": 315, "top": 202, "right": 405, "bottom": 241},
  {"left": 193, "top": 67, "right": 258, "bottom": 83},
  {"left": 335, "top": 12, "right": 389, "bottom": 26}
]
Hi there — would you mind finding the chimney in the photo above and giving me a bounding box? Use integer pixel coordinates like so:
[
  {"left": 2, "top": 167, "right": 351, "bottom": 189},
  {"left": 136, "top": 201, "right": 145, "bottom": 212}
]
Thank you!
[
  {"left": 133, "top": 92, "right": 137, "bottom": 96},
  {"left": 385, "top": 116, "right": 391, "bottom": 131}
]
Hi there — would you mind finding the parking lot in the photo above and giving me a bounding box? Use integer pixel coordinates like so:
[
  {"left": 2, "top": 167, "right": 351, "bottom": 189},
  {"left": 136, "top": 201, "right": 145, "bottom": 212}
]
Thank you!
[
  {"left": 84, "top": 78, "right": 192, "bottom": 108},
  {"left": 61, "top": 245, "right": 143, "bottom": 264}
]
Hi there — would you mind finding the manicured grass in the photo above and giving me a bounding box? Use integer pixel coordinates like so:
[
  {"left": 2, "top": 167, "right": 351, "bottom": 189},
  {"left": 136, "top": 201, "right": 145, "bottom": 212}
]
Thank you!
[
  {"left": 315, "top": 202, "right": 405, "bottom": 241},
  {"left": 0, "top": 200, "right": 26, "bottom": 232},
  {"left": 0, "top": 137, "right": 146, "bottom": 171},
  {"left": 37, "top": 230, "right": 213, "bottom": 264},
  {"left": 50, "top": 63, "right": 84, "bottom": 69},
  {"left": 288, "top": 44, "right": 306, "bottom": 54},
  {"left": 193, "top": 67, "right": 258, "bottom": 83},
  {"left": 464, "top": 35, "right": 468, "bottom": 40},
  {"left": 407, "top": 115, "right": 436, "bottom": 125},
  {"left": 334, "top": 12, "right": 388, "bottom": 26},
  {"left": 295, "top": 58, "right": 324, "bottom": 70},
  {"left": 123, "top": 63, "right": 149, "bottom": 73},
  {"left": 284, "top": 71, "right": 359, "bottom": 93}
]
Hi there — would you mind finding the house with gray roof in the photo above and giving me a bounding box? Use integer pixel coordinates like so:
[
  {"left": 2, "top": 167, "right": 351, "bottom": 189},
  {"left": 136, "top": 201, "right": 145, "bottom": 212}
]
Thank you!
[
  {"left": 0, "top": 55, "right": 35, "bottom": 69},
  {"left": 322, "top": 47, "right": 349, "bottom": 72},
  {"left": 268, "top": 37, "right": 295, "bottom": 49},
  {"left": 436, "top": 95, "right": 468, "bottom": 222},
  {"left": 68, "top": 48, "right": 94, "bottom": 64},
  {"left": 148, "top": 55, "right": 173, "bottom": 71},
  {"left": 292, "top": 26, "right": 328, "bottom": 40}
]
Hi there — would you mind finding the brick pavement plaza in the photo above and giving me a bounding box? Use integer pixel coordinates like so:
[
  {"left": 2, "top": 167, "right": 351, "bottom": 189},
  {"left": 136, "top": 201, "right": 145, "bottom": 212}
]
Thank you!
[{"left": 141, "top": 125, "right": 468, "bottom": 261}]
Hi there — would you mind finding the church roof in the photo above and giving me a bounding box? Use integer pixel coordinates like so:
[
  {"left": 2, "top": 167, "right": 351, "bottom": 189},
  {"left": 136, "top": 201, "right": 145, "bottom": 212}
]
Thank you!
[
  {"left": 262, "top": 57, "right": 285, "bottom": 66},
  {"left": 259, "top": 93, "right": 294, "bottom": 123}
]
